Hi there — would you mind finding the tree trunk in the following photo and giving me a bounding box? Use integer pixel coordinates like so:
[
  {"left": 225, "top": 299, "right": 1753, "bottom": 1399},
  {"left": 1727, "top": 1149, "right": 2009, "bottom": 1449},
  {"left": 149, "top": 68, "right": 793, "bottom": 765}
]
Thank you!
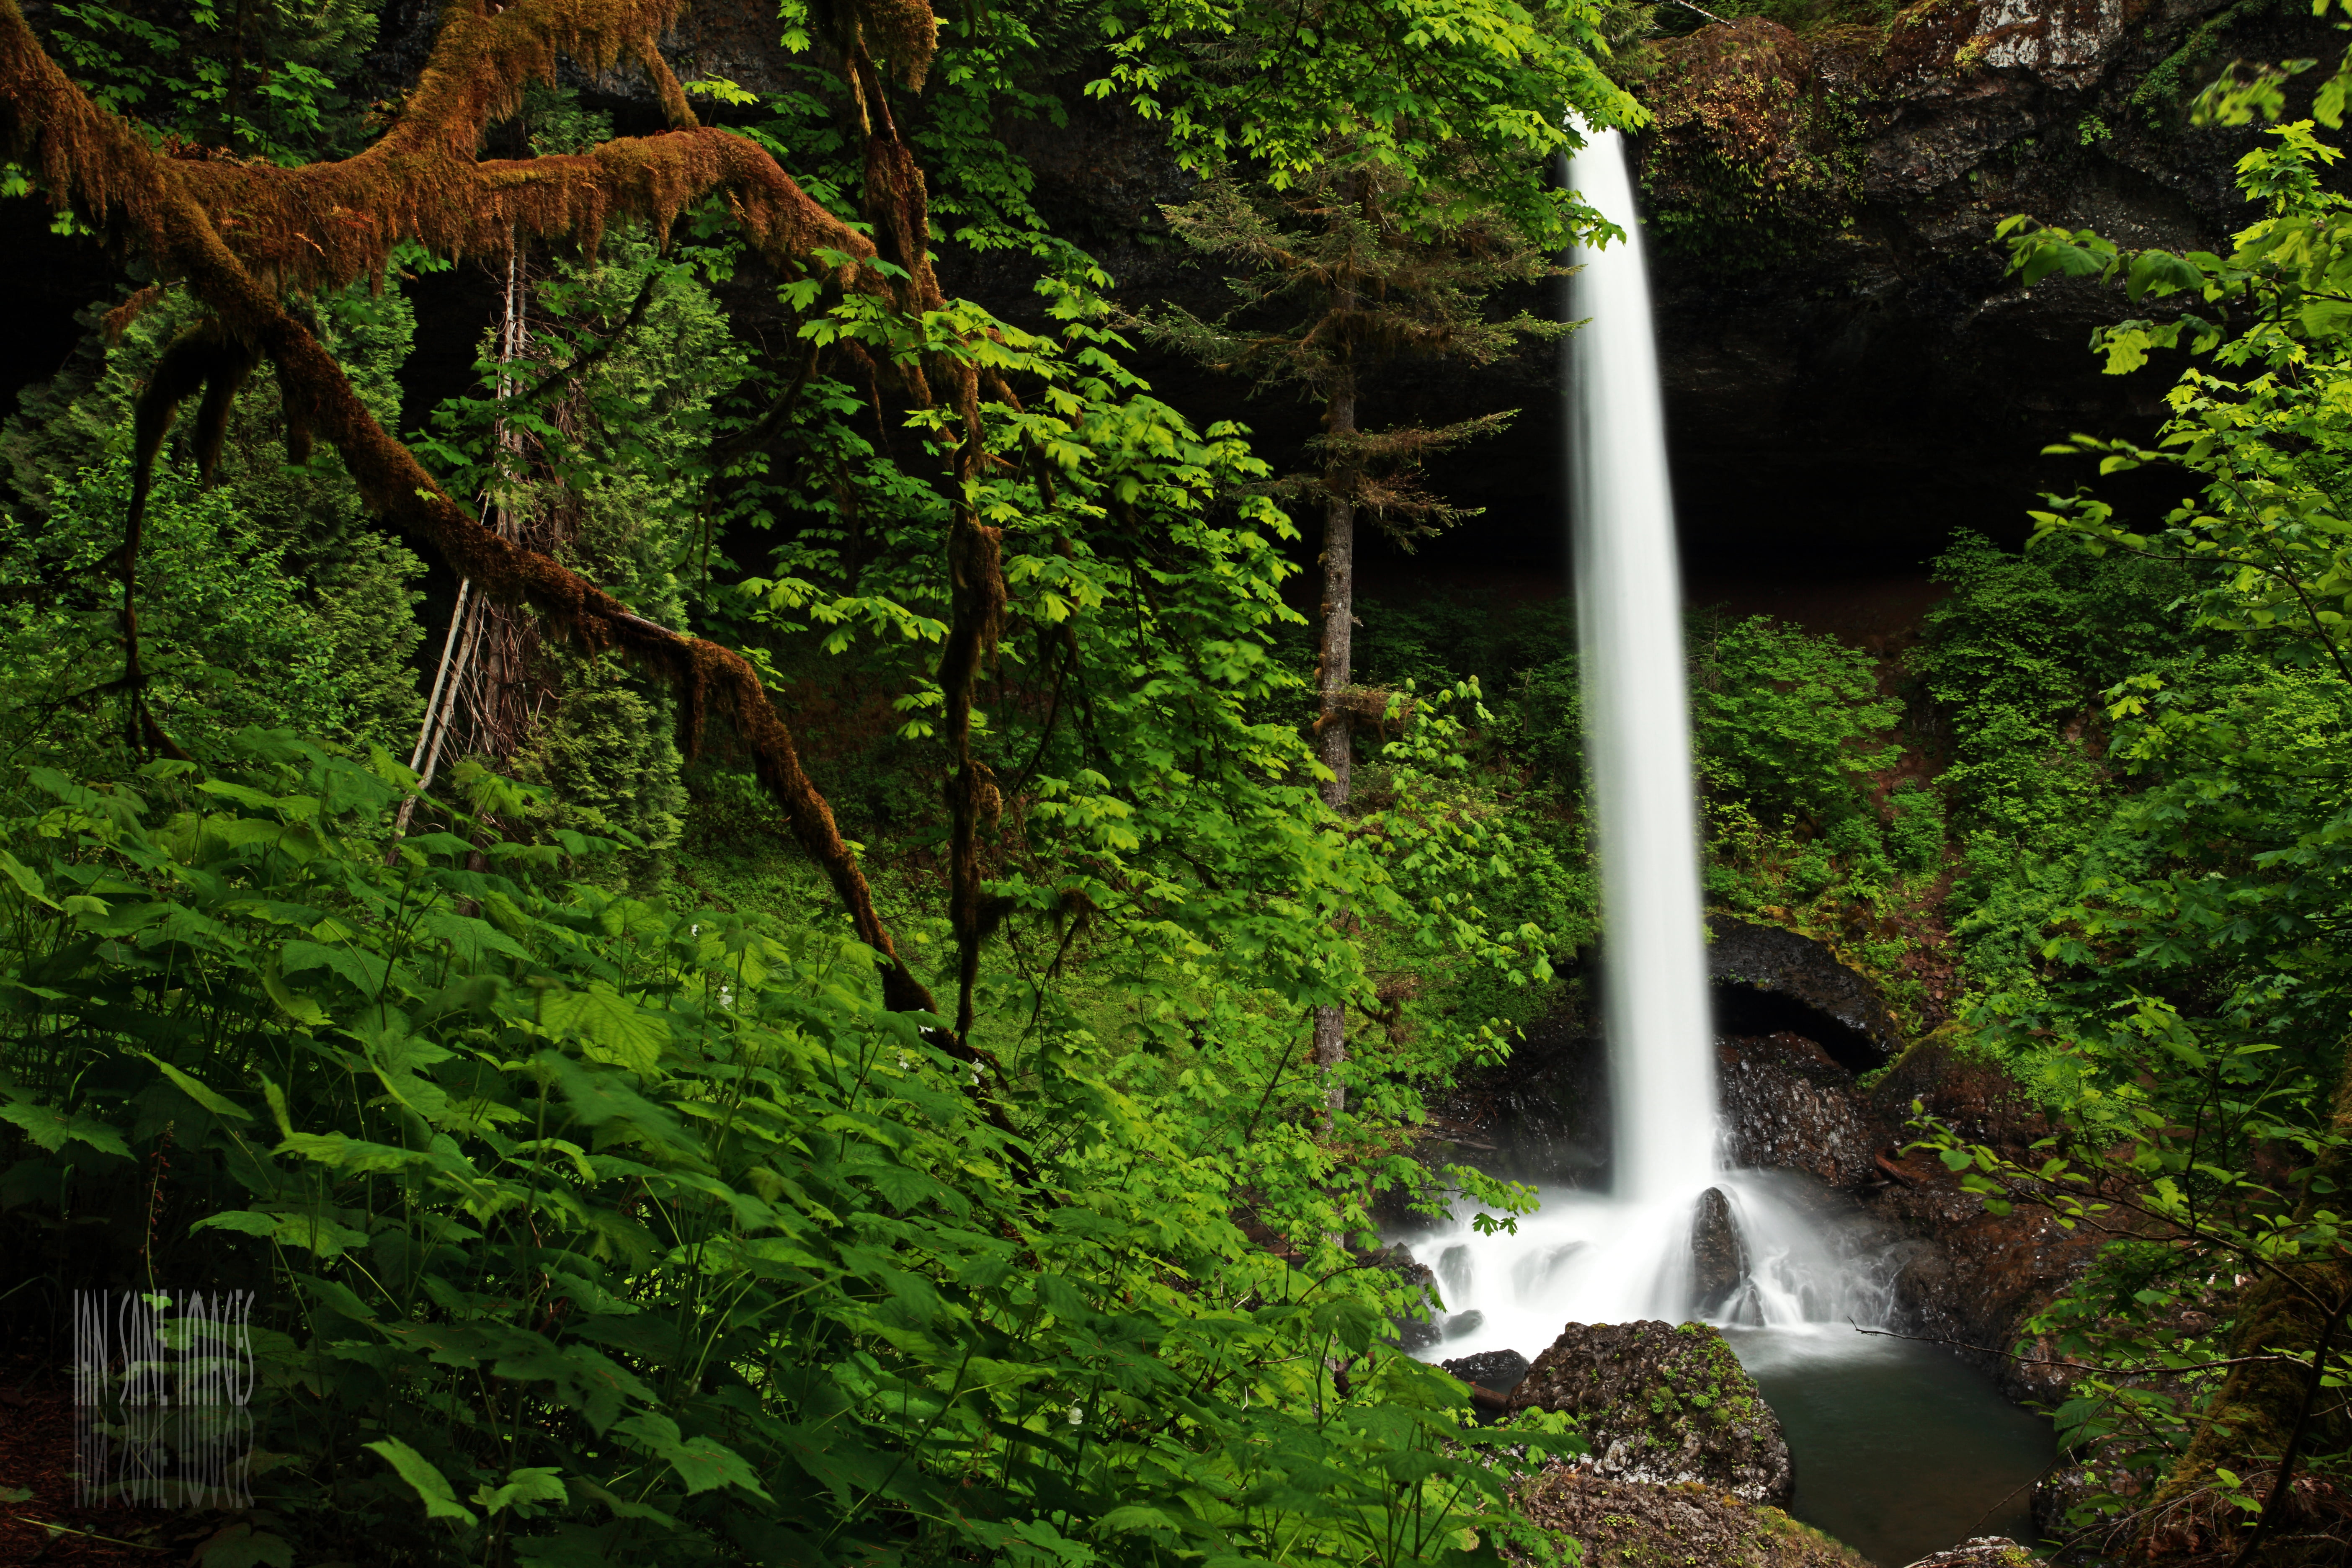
[
  {"left": 2130, "top": 1048, "right": 2352, "bottom": 1563},
  {"left": 1310, "top": 354, "right": 1357, "bottom": 1122}
]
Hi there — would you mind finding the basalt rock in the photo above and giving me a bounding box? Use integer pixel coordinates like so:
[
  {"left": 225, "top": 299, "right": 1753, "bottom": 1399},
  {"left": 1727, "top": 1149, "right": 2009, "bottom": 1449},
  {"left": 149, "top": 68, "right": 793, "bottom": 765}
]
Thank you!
[
  {"left": 1410, "top": 1012, "right": 1609, "bottom": 1189},
  {"left": 1710, "top": 918, "right": 1902, "bottom": 1069},
  {"left": 1897, "top": 1540, "right": 2046, "bottom": 1568},
  {"left": 1442, "top": 1347, "right": 1532, "bottom": 1396},
  {"left": 1512, "top": 1471, "right": 1869, "bottom": 1568},
  {"left": 1510, "top": 1320, "right": 1795, "bottom": 1507},
  {"left": 1720, "top": 1031, "right": 1880, "bottom": 1186},
  {"left": 1369, "top": 1244, "right": 1443, "bottom": 1351},
  {"left": 1691, "top": 1186, "right": 1751, "bottom": 1317},
  {"left": 1858, "top": 1027, "right": 2101, "bottom": 1402},
  {"left": 1629, "top": 0, "right": 2349, "bottom": 580}
]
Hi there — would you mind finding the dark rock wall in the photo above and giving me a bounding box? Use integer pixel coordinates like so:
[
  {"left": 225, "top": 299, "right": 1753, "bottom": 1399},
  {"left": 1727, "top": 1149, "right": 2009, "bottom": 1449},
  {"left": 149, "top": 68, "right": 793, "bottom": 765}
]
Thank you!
[
  {"left": 1630, "top": 0, "right": 2345, "bottom": 580},
  {"left": 1720, "top": 1032, "right": 1880, "bottom": 1185},
  {"left": 11, "top": 0, "right": 2329, "bottom": 596},
  {"left": 1710, "top": 916, "right": 1903, "bottom": 1066}
]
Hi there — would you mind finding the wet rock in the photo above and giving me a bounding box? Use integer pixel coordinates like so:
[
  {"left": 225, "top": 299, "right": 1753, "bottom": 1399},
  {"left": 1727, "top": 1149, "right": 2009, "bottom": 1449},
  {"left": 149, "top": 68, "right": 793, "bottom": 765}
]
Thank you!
[
  {"left": 1859, "top": 1028, "right": 2101, "bottom": 1403},
  {"left": 1392, "top": 1317, "right": 1442, "bottom": 1352},
  {"left": 1441, "top": 1310, "right": 1485, "bottom": 1341},
  {"left": 1513, "top": 1471, "right": 1868, "bottom": 1568},
  {"left": 1369, "top": 1244, "right": 1443, "bottom": 1351},
  {"left": 1415, "top": 1013, "right": 1610, "bottom": 1187},
  {"left": 1720, "top": 1031, "right": 1879, "bottom": 1187},
  {"left": 1691, "top": 1186, "right": 1750, "bottom": 1317},
  {"left": 1710, "top": 918, "right": 1903, "bottom": 1068},
  {"left": 1442, "top": 1347, "right": 1531, "bottom": 1395},
  {"left": 1510, "top": 1320, "right": 1795, "bottom": 1507},
  {"left": 1897, "top": 1539, "right": 2045, "bottom": 1568}
]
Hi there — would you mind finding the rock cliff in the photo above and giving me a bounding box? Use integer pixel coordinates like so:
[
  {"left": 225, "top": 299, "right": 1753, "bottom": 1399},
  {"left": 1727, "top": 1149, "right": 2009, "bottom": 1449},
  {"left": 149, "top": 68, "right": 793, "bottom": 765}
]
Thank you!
[{"left": 1627, "top": 0, "right": 2346, "bottom": 578}]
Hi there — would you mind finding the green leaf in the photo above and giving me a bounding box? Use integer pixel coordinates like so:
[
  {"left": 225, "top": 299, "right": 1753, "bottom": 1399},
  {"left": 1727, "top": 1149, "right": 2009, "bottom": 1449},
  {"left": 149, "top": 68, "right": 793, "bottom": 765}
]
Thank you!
[
  {"left": 137, "top": 1053, "right": 254, "bottom": 1121},
  {"left": 192, "top": 1209, "right": 369, "bottom": 1257},
  {"left": 541, "top": 983, "right": 669, "bottom": 1075},
  {"left": 420, "top": 910, "right": 532, "bottom": 966},
  {"left": 281, "top": 939, "right": 389, "bottom": 995},
  {"left": 536, "top": 1052, "right": 695, "bottom": 1155},
  {"left": 262, "top": 966, "right": 328, "bottom": 1027},
  {"left": 472, "top": 1466, "right": 567, "bottom": 1516},
  {"left": 612, "top": 1413, "right": 772, "bottom": 1499},
  {"left": 191, "top": 1523, "right": 294, "bottom": 1568},
  {"left": 364, "top": 1437, "right": 478, "bottom": 1526},
  {"left": 0, "top": 849, "right": 59, "bottom": 910},
  {"left": 0, "top": 1098, "right": 131, "bottom": 1159},
  {"left": 1100, "top": 1504, "right": 1182, "bottom": 1533},
  {"left": 295, "top": 1272, "right": 379, "bottom": 1324}
]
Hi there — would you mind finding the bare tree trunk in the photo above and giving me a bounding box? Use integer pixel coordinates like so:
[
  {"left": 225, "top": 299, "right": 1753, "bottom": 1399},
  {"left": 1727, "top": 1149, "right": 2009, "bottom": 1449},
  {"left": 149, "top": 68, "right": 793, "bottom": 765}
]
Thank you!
[
  {"left": 387, "top": 245, "right": 537, "bottom": 859},
  {"left": 1310, "top": 339, "right": 1357, "bottom": 1122}
]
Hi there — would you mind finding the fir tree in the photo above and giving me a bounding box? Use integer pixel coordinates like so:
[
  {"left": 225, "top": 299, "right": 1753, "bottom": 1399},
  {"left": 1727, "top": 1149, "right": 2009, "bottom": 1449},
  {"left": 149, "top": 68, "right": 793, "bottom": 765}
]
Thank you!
[{"left": 1145, "top": 147, "right": 1567, "bottom": 1106}]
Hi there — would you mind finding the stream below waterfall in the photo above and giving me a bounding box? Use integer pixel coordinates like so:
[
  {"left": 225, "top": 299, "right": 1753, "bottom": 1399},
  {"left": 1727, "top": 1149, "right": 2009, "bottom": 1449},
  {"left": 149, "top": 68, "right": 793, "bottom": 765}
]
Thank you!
[
  {"left": 1392, "top": 1168, "right": 2056, "bottom": 1567},
  {"left": 1729, "top": 1327, "right": 2053, "bottom": 1566}
]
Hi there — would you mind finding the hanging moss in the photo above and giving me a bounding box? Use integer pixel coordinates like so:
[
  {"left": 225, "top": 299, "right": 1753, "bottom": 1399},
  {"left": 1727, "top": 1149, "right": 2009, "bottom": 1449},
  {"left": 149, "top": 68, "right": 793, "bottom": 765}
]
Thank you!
[{"left": 1, "top": 282, "right": 426, "bottom": 756}]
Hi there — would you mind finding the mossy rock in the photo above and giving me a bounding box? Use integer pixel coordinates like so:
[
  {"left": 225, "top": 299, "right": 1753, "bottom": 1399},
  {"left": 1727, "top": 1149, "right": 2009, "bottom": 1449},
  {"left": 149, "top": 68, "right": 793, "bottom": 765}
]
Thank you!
[
  {"left": 1509, "top": 1320, "right": 1792, "bottom": 1506},
  {"left": 1513, "top": 1471, "right": 1867, "bottom": 1568},
  {"left": 1897, "top": 1540, "right": 2045, "bottom": 1568}
]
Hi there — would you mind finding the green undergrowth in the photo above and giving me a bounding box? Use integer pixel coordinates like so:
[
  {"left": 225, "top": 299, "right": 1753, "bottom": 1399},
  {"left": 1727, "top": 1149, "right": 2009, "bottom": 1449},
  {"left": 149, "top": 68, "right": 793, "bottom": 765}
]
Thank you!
[{"left": 0, "top": 731, "right": 1583, "bottom": 1566}]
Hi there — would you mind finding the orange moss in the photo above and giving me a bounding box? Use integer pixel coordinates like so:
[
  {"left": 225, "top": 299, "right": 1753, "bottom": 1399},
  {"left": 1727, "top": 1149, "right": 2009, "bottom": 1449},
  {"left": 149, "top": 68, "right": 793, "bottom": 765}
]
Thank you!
[{"left": 0, "top": 0, "right": 881, "bottom": 295}]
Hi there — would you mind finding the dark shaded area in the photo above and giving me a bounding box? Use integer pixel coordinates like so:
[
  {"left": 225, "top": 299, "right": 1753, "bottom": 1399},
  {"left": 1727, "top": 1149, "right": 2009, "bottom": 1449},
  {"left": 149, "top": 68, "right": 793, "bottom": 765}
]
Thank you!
[
  {"left": 0, "top": 199, "right": 124, "bottom": 450},
  {"left": 1441, "top": 1347, "right": 1532, "bottom": 1395},
  {"left": 1710, "top": 916, "right": 1902, "bottom": 1065},
  {"left": 1715, "top": 983, "right": 1885, "bottom": 1074}
]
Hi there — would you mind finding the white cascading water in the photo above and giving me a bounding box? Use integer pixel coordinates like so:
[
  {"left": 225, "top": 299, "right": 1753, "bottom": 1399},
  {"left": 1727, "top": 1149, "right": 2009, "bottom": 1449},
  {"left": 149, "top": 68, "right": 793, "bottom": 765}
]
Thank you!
[
  {"left": 1402, "top": 127, "right": 1889, "bottom": 1362},
  {"left": 1568, "top": 126, "right": 1716, "bottom": 1210}
]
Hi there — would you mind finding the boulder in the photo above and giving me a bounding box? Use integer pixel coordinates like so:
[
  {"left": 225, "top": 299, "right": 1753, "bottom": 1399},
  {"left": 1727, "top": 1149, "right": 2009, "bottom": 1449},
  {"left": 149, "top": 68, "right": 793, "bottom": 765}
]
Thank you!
[
  {"left": 1368, "top": 1244, "right": 1442, "bottom": 1351},
  {"left": 1510, "top": 1320, "right": 1795, "bottom": 1507},
  {"left": 1898, "top": 1540, "right": 2045, "bottom": 1568},
  {"left": 1440, "top": 1309, "right": 1484, "bottom": 1341},
  {"left": 1441, "top": 1347, "right": 1531, "bottom": 1396},
  {"left": 1691, "top": 1186, "right": 1751, "bottom": 1317},
  {"left": 1513, "top": 1471, "right": 1867, "bottom": 1568}
]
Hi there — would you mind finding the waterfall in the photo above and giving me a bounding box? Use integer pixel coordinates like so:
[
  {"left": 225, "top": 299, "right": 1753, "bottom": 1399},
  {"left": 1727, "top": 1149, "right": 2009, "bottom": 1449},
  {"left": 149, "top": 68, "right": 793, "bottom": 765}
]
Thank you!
[
  {"left": 1568, "top": 125, "right": 1717, "bottom": 1205},
  {"left": 1393, "top": 127, "right": 1892, "bottom": 1359}
]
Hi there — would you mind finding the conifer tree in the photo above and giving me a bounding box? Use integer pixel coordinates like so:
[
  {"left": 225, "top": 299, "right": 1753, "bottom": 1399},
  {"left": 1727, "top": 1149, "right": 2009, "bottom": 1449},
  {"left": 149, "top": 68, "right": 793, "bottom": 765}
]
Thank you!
[{"left": 1146, "top": 149, "right": 1566, "bottom": 1108}]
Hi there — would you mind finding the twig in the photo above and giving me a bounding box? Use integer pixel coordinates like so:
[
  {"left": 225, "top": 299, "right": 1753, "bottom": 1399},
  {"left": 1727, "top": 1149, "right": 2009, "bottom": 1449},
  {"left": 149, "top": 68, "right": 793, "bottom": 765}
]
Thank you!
[
  {"left": 1847, "top": 1320, "right": 2301, "bottom": 1377},
  {"left": 25, "top": 1519, "right": 170, "bottom": 1551}
]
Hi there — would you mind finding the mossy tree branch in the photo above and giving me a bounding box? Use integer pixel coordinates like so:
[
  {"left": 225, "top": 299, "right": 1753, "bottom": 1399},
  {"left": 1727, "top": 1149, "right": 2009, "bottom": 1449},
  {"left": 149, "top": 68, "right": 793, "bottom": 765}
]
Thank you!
[{"left": 0, "top": 0, "right": 993, "bottom": 1044}]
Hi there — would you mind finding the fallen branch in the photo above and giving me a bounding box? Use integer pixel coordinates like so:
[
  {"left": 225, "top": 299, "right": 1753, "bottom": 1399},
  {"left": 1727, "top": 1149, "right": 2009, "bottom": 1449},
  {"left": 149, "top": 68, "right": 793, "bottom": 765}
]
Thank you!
[{"left": 1847, "top": 1320, "right": 2303, "bottom": 1379}]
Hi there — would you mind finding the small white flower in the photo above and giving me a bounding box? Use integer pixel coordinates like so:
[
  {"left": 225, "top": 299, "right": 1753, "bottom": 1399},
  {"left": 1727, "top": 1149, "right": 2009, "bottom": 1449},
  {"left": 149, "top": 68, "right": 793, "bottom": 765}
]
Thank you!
[
  {"left": 1066, "top": 1404, "right": 1083, "bottom": 1426},
  {"left": 898, "top": 1053, "right": 913, "bottom": 1072}
]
